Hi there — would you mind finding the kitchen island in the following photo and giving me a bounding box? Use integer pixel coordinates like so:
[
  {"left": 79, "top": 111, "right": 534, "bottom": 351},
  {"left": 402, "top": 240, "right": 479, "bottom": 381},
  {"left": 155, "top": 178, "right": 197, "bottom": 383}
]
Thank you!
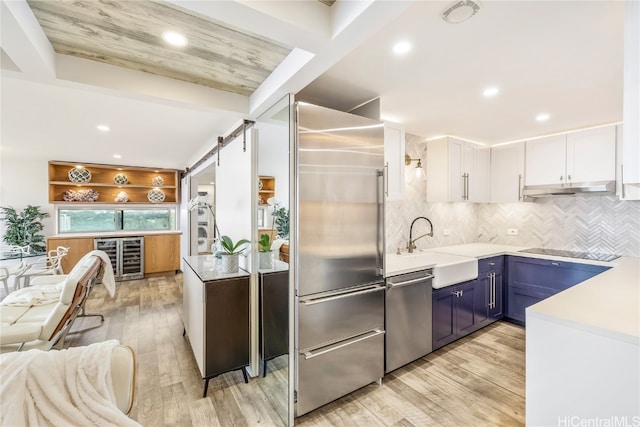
[
  {"left": 182, "top": 255, "right": 250, "bottom": 397},
  {"left": 525, "top": 256, "right": 639, "bottom": 425}
]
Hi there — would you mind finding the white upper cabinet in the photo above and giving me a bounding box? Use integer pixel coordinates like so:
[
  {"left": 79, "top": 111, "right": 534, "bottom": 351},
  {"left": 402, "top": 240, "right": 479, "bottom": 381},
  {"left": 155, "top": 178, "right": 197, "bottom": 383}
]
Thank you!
[
  {"left": 426, "top": 137, "right": 489, "bottom": 203},
  {"left": 384, "top": 122, "right": 405, "bottom": 201},
  {"left": 525, "top": 126, "right": 616, "bottom": 187},
  {"left": 620, "top": 0, "right": 640, "bottom": 199},
  {"left": 567, "top": 126, "right": 616, "bottom": 183},
  {"left": 490, "top": 142, "right": 525, "bottom": 203},
  {"left": 525, "top": 134, "right": 567, "bottom": 186}
]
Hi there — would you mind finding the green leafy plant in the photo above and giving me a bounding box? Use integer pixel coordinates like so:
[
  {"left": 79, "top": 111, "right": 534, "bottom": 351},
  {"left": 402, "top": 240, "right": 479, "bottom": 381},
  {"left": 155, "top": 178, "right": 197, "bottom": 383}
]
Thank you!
[
  {"left": 0, "top": 205, "right": 50, "bottom": 253},
  {"left": 219, "top": 235, "right": 250, "bottom": 255},
  {"left": 272, "top": 206, "right": 289, "bottom": 239},
  {"left": 258, "top": 233, "right": 271, "bottom": 252}
]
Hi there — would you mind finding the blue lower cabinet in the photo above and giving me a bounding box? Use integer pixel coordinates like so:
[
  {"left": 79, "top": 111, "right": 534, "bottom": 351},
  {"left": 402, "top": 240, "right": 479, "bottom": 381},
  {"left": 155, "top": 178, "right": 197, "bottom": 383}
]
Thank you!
[
  {"left": 505, "top": 256, "right": 610, "bottom": 325},
  {"left": 432, "top": 279, "right": 484, "bottom": 351},
  {"left": 478, "top": 256, "right": 505, "bottom": 327}
]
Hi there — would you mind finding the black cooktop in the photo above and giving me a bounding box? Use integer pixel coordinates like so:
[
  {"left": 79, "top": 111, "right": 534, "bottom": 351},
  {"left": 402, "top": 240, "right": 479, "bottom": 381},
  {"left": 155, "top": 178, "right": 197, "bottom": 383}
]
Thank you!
[{"left": 519, "top": 248, "right": 620, "bottom": 262}]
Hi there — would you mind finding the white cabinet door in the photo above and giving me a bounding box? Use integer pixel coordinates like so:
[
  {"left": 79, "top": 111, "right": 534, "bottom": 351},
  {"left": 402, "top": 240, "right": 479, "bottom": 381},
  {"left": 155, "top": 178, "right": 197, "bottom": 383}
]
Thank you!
[
  {"left": 384, "top": 123, "right": 405, "bottom": 201},
  {"left": 447, "top": 138, "right": 465, "bottom": 202},
  {"left": 525, "top": 135, "right": 567, "bottom": 186},
  {"left": 567, "top": 126, "right": 616, "bottom": 183},
  {"left": 471, "top": 147, "right": 491, "bottom": 203},
  {"left": 426, "top": 137, "right": 489, "bottom": 202},
  {"left": 620, "top": 1, "right": 640, "bottom": 199},
  {"left": 491, "top": 142, "right": 525, "bottom": 203}
]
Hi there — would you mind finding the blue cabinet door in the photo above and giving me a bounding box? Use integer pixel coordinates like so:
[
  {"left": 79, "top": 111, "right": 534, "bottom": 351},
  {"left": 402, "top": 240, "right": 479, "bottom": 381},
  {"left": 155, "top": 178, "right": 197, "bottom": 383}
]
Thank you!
[
  {"left": 432, "top": 286, "right": 456, "bottom": 350},
  {"left": 489, "top": 270, "right": 504, "bottom": 320},
  {"left": 505, "top": 256, "right": 609, "bottom": 325},
  {"left": 457, "top": 279, "right": 482, "bottom": 336},
  {"left": 506, "top": 283, "right": 554, "bottom": 325}
]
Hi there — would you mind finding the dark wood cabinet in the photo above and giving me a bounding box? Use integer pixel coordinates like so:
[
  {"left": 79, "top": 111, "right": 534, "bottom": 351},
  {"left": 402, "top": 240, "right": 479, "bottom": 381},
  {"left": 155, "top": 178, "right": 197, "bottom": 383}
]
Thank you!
[
  {"left": 182, "top": 256, "right": 250, "bottom": 396},
  {"left": 203, "top": 277, "right": 250, "bottom": 380},
  {"left": 259, "top": 268, "right": 288, "bottom": 376}
]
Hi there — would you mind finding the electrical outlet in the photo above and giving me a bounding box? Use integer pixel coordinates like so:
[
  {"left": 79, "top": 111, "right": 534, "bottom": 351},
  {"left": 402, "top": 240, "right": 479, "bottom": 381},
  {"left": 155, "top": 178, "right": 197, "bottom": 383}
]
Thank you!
[
  {"left": 443, "top": 228, "right": 451, "bottom": 236},
  {"left": 507, "top": 228, "right": 519, "bottom": 236}
]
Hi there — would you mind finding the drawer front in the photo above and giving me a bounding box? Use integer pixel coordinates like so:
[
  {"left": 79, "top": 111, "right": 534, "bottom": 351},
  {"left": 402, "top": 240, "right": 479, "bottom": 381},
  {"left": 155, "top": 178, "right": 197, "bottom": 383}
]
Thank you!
[
  {"left": 479, "top": 255, "right": 504, "bottom": 273},
  {"left": 508, "top": 256, "right": 609, "bottom": 291},
  {"left": 297, "top": 330, "right": 384, "bottom": 416},
  {"left": 298, "top": 284, "right": 384, "bottom": 351}
]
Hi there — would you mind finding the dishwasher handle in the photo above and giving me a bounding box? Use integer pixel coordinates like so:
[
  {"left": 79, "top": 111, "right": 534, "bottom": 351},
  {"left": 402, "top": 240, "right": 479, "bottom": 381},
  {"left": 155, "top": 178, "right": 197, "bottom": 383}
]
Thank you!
[{"left": 386, "top": 274, "right": 434, "bottom": 289}]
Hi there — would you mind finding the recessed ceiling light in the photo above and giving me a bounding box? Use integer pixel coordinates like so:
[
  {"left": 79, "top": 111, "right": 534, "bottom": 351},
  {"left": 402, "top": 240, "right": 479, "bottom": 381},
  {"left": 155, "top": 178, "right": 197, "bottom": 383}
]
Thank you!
[
  {"left": 483, "top": 87, "right": 499, "bottom": 98},
  {"left": 162, "top": 31, "right": 188, "bottom": 47},
  {"left": 393, "top": 41, "right": 412, "bottom": 55},
  {"left": 536, "top": 113, "right": 550, "bottom": 122},
  {"left": 97, "top": 125, "right": 110, "bottom": 132},
  {"left": 113, "top": 154, "right": 122, "bottom": 159}
]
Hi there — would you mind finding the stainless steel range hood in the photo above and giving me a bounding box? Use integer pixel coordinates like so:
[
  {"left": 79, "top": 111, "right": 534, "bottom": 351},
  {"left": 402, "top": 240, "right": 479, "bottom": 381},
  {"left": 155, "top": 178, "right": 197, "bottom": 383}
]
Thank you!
[{"left": 522, "top": 181, "right": 616, "bottom": 198}]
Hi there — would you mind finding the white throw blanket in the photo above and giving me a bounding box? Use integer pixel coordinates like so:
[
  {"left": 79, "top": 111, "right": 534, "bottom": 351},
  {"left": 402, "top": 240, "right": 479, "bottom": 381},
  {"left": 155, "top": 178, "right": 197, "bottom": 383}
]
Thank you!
[
  {"left": 86, "top": 250, "right": 116, "bottom": 298},
  {"left": 0, "top": 340, "right": 140, "bottom": 426},
  {"left": 0, "top": 283, "right": 65, "bottom": 307}
]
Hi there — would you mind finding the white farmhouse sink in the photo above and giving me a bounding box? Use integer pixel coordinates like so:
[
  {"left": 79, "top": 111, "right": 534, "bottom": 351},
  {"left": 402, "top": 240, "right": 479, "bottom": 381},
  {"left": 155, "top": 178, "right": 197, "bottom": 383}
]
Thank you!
[{"left": 385, "top": 251, "right": 478, "bottom": 288}]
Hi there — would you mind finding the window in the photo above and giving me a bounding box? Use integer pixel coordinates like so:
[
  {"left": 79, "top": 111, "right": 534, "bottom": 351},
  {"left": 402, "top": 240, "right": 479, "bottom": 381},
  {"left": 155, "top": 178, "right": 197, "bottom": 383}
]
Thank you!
[{"left": 58, "top": 208, "right": 176, "bottom": 233}]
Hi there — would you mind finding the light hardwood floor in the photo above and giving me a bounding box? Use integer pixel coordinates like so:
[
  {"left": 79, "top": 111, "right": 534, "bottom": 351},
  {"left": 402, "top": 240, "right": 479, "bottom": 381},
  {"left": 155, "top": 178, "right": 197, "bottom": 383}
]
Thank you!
[{"left": 62, "top": 274, "right": 525, "bottom": 427}]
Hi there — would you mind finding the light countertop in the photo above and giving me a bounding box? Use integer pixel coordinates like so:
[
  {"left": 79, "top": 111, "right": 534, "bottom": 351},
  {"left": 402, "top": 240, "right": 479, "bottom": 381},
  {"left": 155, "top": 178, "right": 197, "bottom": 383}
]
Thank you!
[
  {"left": 48, "top": 230, "right": 182, "bottom": 239},
  {"left": 526, "top": 256, "right": 639, "bottom": 344},
  {"left": 183, "top": 255, "right": 250, "bottom": 282},
  {"left": 386, "top": 243, "right": 639, "bottom": 343}
]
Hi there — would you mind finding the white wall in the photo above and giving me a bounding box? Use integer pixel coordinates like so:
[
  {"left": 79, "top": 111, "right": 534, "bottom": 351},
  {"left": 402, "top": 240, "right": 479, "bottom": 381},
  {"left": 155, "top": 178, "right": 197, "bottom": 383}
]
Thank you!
[
  {"left": 215, "top": 133, "right": 253, "bottom": 255},
  {"left": 257, "top": 122, "right": 289, "bottom": 209},
  {"left": 0, "top": 157, "right": 55, "bottom": 240}
]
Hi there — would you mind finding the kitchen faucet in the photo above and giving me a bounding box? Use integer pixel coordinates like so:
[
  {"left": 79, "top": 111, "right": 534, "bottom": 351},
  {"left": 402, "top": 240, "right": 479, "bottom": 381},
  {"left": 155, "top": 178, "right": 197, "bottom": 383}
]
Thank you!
[{"left": 407, "top": 216, "right": 434, "bottom": 253}]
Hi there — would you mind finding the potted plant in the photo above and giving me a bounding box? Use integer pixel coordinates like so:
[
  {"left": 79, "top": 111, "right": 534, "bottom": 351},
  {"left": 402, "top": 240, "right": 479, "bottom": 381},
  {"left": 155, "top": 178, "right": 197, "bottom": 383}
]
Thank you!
[
  {"left": 267, "top": 198, "right": 289, "bottom": 240},
  {"left": 258, "top": 233, "right": 274, "bottom": 269},
  {"left": 0, "top": 205, "right": 50, "bottom": 253},
  {"left": 219, "top": 235, "right": 250, "bottom": 274}
]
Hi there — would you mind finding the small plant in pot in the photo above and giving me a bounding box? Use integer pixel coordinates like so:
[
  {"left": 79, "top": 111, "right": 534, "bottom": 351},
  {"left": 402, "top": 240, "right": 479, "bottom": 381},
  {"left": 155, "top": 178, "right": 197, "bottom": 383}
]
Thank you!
[
  {"left": 219, "top": 235, "right": 250, "bottom": 274},
  {"left": 258, "top": 233, "right": 274, "bottom": 270}
]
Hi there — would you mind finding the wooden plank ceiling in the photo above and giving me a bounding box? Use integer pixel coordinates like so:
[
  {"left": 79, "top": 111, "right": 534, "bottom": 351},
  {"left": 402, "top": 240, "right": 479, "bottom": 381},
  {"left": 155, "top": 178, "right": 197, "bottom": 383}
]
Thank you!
[{"left": 27, "top": 0, "right": 292, "bottom": 96}]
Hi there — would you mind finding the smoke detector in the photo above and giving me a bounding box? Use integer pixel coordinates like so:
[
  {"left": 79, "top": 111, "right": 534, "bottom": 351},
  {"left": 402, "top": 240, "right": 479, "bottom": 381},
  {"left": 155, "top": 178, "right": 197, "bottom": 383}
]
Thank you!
[{"left": 442, "top": 0, "right": 481, "bottom": 24}]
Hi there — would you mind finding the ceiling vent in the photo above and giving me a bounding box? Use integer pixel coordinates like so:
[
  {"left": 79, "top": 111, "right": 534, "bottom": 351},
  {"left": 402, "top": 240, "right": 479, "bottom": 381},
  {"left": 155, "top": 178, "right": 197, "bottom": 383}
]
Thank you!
[{"left": 441, "top": 0, "right": 481, "bottom": 24}]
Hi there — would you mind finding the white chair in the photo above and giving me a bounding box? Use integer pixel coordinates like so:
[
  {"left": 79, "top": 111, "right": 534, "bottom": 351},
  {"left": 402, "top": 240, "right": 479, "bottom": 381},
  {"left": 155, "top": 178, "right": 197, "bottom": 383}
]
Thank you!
[
  {"left": 46, "top": 246, "right": 70, "bottom": 274},
  {"left": 16, "top": 250, "right": 68, "bottom": 288},
  {"left": 0, "top": 246, "right": 30, "bottom": 295}
]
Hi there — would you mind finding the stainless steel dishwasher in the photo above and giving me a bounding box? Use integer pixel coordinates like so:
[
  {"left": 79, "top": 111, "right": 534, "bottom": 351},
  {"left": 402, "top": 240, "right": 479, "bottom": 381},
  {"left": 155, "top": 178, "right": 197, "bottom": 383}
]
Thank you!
[{"left": 385, "top": 269, "right": 433, "bottom": 373}]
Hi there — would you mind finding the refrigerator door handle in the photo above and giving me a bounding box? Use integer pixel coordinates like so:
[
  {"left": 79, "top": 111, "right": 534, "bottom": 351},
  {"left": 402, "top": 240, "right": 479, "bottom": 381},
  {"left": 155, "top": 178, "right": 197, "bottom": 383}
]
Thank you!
[
  {"left": 299, "top": 284, "right": 384, "bottom": 306},
  {"left": 387, "top": 274, "right": 434, "bottom": 289},
  {"left": 302, "top": 329, "right": 385, "bottom": 360}
]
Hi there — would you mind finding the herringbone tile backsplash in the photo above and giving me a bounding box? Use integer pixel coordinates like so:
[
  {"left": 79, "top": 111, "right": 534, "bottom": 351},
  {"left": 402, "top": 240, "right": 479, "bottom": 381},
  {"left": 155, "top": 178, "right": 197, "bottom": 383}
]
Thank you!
[{"left": 385, "top": 134, "right": 640, "bottom": 257}]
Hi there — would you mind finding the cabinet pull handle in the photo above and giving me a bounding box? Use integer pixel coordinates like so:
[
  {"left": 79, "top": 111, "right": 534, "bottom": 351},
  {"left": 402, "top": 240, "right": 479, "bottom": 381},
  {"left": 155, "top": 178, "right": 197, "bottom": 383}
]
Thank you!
[
  {"left": 567, "top": 174, "right": 571, "bottom": 181},
  {"left": 518, "top": 173, "right": 523, "bottom": 201},
  {"left": 551, "top": 262, "right": 560, "bottom": 266},
  {"left": 465, "top": 173, "right": 470, "bottom": 200},
  {"left": 384, "top": 162, "right": 389, "bottom": 197},
  {"left": 560, "top": 175, "right": 563, "bottom": 181},
  {"left": 489, "top": 262, "right": 495, "bottom": 266}
]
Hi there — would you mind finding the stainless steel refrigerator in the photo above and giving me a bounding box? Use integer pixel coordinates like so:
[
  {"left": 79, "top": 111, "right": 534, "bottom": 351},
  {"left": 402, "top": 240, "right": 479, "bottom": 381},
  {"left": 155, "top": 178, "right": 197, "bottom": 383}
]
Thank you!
[{"left": 295, "top": 102, "right": 385, "bottom": 416}]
